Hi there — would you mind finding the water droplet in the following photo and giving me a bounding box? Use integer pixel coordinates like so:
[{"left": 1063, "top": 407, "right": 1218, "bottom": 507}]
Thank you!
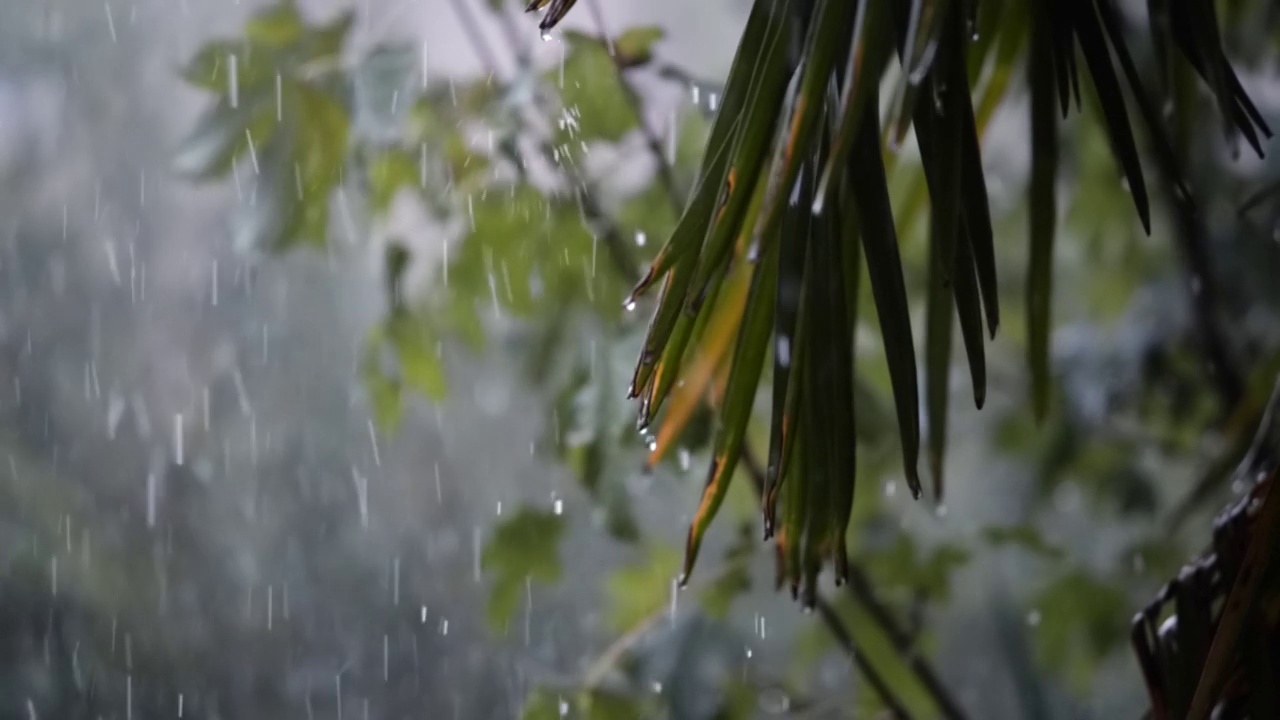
[
  {"left": 635, "top": 231, "right": 647, "bottom": 247},
  {"left": 553, "top": 498, "right": 564, "bottom": 515},
  {"left": 625, "top": 300, "right": 637, "bottom": 312},
  {"left": 884, "top": 481, "right": 897, "bottom": 498},
  {"left": 650, "top": 681, "right": 663, "bottom": 694},
  {"left": 1026, "top": 610, "right": 1042, "bottom": 627},
  {"left": 677, "top": 448, "right": 691, "bottom": 471},
  {"left": 776, "top": 336, "right": 791, "bottom": 368},
  {"left": 541, "top": 30, "right": 554, "bottom": 42}
]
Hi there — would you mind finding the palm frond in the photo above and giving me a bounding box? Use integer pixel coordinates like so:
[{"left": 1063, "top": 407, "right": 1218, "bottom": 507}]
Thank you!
[{"left": 534, "top": 0, "right": 1269, "bottom": 590}]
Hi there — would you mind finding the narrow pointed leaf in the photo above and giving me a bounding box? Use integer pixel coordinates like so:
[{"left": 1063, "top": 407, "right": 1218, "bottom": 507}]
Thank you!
[
  {"left": 681, "top": 239, "right": 779, "bottom": 582},
  {"left": 745, "top": 0, "right": 856, "bottom": 265},
  {"left": 763, "top": 170, "right": 812, "bottom": 534},
  {"left": 1028, "top": 0, "right": 1059, "bottom": 420},
  {"left": 645, "top": 264, "right": 745, "bottom": 464},
  {"left": 848, "top": 100, "right": 922, "bottom": 499},
  {"left": 954, "top": 230, "right": 987, "bottom": 411},
  {"left": 813, "top": 0, "right": 894, "bottom": 213},
  {"left": 627, "top": 0, "right": 783, "bottom": 299},
  {"left": 1073, "top": 1, "right": 1150, "bottom": 233},
  {"left": 686, "top": 9, "right": 793, "bottom": 313}
]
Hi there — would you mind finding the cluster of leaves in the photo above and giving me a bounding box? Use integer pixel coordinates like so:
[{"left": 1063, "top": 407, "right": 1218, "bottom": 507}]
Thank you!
[{"left": 537, "top": 0, "right": 1269, "bottom": 602}]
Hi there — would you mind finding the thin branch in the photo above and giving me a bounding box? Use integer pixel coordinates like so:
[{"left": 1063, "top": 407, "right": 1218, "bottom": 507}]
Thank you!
[
  {"left": 446, "top": 0, "right": 504, "bottom": 76},
  {"left": 815, "top": 598, "right": 917, "bottom": 720},
  {"left": 584, "top": 0, "right": 685, "bottom": 211},
  {"left": 845, "top": 566, "right": 970, "bottom": 720}
]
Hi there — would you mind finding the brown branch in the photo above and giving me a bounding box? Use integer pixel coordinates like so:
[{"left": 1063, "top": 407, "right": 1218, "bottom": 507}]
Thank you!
[{"left": 584, "top": 0, "right": 685, "bottom": 212}]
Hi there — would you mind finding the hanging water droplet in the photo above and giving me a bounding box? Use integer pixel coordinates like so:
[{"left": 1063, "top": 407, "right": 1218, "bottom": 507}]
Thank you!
[
  {"left": 625, "top": 300, "right": 638, "bottom": 312},
  {"left": 776, "top": 336, "right": 791, "bottom": 368},
  {"left": 541, "top": 30, "right": 554, "bottom": 42}
]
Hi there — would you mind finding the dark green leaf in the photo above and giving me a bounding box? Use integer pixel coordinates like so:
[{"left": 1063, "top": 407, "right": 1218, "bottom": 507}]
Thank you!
[
  {"left": 848, "top": 100, "right": 921, "bottom": 499},
  {"left": 482, "top": 509, "right": 565, "bottom": 629}
]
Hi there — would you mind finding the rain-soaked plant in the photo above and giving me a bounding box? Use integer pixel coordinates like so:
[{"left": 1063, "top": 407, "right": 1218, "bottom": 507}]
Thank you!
[
  {"left": 171, "top": 0, "right": 1280, "bottom": 715},
  {"left": 533, "top": 0, "right": 1270, "bottom": 598}
]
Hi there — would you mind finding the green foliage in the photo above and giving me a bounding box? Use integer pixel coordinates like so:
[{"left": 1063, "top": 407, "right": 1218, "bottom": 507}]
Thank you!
[
  {"left": 860, "top": 535, "right": 972, "bottom": 604},
  {"left": 482, "top": 509, "right": 566, "bottom": 629},
  {"left": 552, "top": 32, "right": 643, "bottom": 143},
  {"left": 605, "top": 544, "right": 679, "bottom": 633},
  {"left": 613, "top": 26, "right": 664, "bottom": 69},
  {"left": 176, "top": 4, "right": 354, "bottom": 252}
]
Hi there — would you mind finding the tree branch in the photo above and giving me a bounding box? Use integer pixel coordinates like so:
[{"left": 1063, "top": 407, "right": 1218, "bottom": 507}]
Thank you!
[{"left": 584, "top": 0, "right": 685, "bottom": 212}]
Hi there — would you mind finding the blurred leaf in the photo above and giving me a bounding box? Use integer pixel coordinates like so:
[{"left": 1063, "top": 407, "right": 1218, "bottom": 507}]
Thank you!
[
  {"left": 605, "top": 545, "right": 679, "bottom": 633},
  {"left": 523, "top": 687, "right": 651, "bottom": 720},
  {"left": 483, "top": 509, "right": 566, "bottom": 629},
  {"left": 245, "top": 3, "right": 306, "bottom": 47},
  {"left": 861, "top": 535, "right": 971, "bottom": 602},
  {"left": 613, "top": 26, "right": 664, "bottom": 68},
  {"left": 981, "top": 524, "right": 1065, "bottom": 561},
  {"left": 387, "top": 312, "right": 447, "bottom": 400},
  {"left": 353, "top": 44, "right": 419, "bottom": 138},
  {"left": 173, "top": 96, "right": 278, "bottom": 179},
  {"left": 1031, "top": 569, "right": 1130, "bottom": 693},
  {"left": 367, "top": 148, "right": 420, "bottom": 213},
  {"left": 699, "top": 522, "right": 753, "bottom": 620},
  {"left": 551, "top": 31, "right": 640, "bottom": 143},
  {"left": 364, "top": 363, "right": 403, "bottom": 431}
]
